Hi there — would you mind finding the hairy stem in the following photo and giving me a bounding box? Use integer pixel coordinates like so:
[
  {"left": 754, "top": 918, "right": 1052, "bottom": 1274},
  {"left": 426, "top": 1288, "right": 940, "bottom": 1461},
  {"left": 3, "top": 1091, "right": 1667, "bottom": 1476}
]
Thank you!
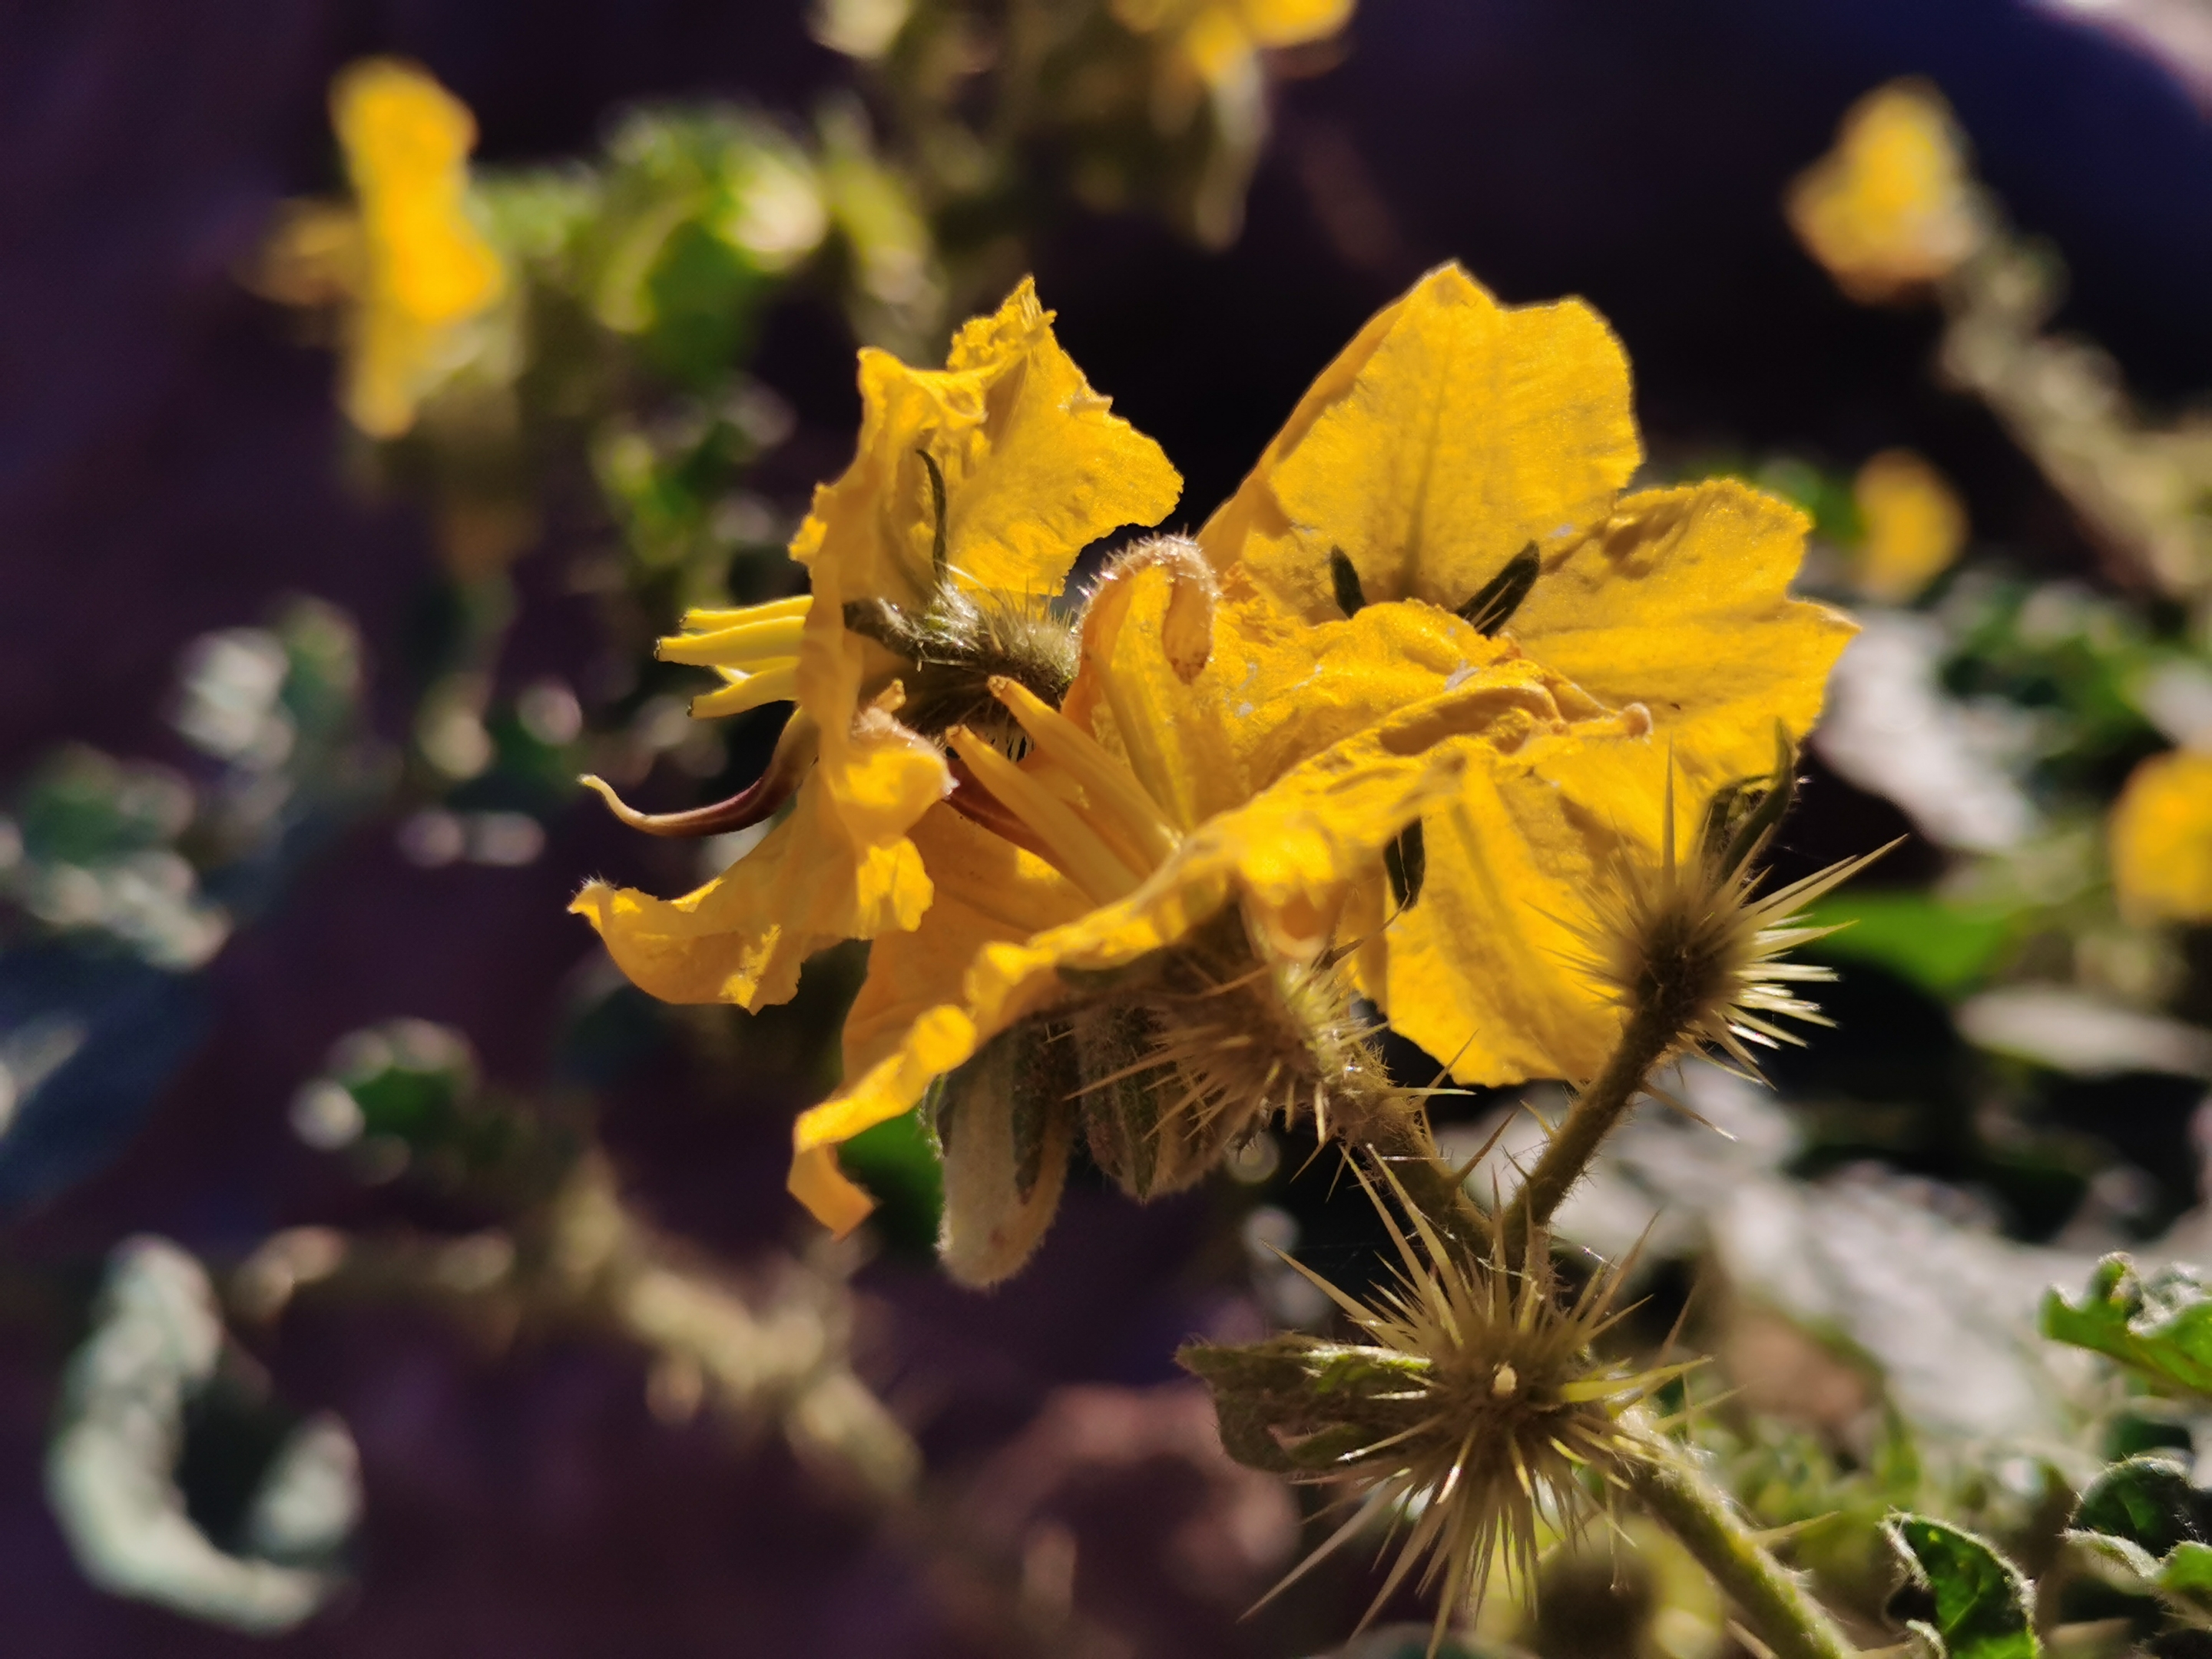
[
  {"left": 1332, "top": 1098, "right": 1493, "bottom": 1263},
  {"left": 1624, "top": 1428, "right": 1859, "bottom": 1659},
  {"left": 1495, "top": 1000, "right": 1678, "bottom": 1271}
]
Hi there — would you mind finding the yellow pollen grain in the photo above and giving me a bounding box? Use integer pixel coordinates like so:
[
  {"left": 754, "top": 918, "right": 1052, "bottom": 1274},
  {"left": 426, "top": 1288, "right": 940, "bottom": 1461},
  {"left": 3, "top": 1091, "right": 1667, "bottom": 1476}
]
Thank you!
[
  {"left": 657, "top": 612, "right": 807, "bottom": 668},
  {"left": 987, "top": 677, "right": 1179, "bottom": 873},
  {"left": 1492, "top": 1363, "right": 1518, "bottom": 1398},
  {"left": 947, "top": 727, "right": 1147, "bottom": 905},
  {"left": 689, "top": 662, "right": 800, "bottom": 719}
]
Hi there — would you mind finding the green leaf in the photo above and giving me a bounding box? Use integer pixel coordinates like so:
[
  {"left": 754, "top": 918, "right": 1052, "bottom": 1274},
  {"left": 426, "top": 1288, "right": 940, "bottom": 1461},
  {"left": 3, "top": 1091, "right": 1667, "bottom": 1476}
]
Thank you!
[
  {"left": 1801, "top": 891, "right": 2016, "bottom": 998},
  {"left": 2067, "top": 1457, "right": 2212, "bottom": 1628},
  {"left": 2074, "top": 1457, "right": 2208, "bottom": 1561},
  {"left": 2043, "top": 1255, "right": 2212, "bottom": 1397},
  {"left": 837, "top": 1106, "right": 943, "bottom": 1262},
  {"left": 1884, "top": 1515, "right": 2039, "bottom": 1659}
]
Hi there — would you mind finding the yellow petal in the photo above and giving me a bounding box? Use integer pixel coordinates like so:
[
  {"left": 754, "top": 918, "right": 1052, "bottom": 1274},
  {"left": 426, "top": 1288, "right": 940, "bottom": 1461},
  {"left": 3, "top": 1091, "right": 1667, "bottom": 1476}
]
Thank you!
[
  {"left": 571, "top": 719, "right": 946, "bottom": 1012},
  {"left": 2111, "top": 750, "right": 2212, "bottom": 925},
  {"left": 840, "top": 806, "right": 1088, "bottom": 1082},
  {"left": 1199, "top": 263, "right": 1640, "bottom": 620},
  {"left": 1786, "top": 80, "right": 1985, "bottom": 303},
  {"left": 1510, "top": 479, "right": 1858, "bottom": 798},
  {"left": 1367, "top": 724, "right": 1661, "bottom": 1086},
  {"left": 790, "top": 277, "right": 1181, "bottom": 612}
]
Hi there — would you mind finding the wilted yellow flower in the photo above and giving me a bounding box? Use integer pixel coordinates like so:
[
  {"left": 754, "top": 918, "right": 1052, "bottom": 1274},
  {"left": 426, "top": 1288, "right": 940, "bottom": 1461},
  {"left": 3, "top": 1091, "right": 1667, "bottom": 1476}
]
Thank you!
[
  {"left": 574, "top": 279, "right": 1180, "bottom": 1013},
  {"left": 260, "top": 59, "right": 508, "bottom": 437},
  {"left": 1786, "top": 80, "right": 1985, "bottom": 303},
  {"left": 1200, "top": 264, "right": 1857, "bottom": 1084},
  {"left": 2111, "top": 750, "right": 2212, "bottom": 924},
  {"left": 1853, "top": 448, "right": 1967, "bottom": 602}
]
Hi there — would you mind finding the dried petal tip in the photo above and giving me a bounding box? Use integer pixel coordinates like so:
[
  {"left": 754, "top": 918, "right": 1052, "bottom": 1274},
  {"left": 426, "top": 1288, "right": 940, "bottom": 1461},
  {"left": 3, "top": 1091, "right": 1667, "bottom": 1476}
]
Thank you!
[
  {"left": 1183, "top": 1162, "right": 1688, "bottom": 1654},
  {"left": 1569, "top": 728, "right": 1895, "bottom": 1078}
]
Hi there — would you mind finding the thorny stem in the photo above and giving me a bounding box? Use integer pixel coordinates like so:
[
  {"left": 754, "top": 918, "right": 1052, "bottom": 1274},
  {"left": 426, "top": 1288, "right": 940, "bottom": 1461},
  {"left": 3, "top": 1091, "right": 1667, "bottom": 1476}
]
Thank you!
[
  {"left": 1329, "top": 1094, "right": 1493, "bottom": 1263},
  {"left": 1494, "top": 998, "right": 1680, "bottom": 1273},
  {"left": 1623, "top": 1426, "right": 1859, "bottom": 1659}
]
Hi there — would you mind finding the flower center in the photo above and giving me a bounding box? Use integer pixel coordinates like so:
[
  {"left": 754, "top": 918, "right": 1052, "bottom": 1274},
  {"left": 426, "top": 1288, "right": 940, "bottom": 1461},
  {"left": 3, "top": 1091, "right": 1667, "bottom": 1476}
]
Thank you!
[{"left": 944, "top": 677, "right": 1181, "bottom": 906}]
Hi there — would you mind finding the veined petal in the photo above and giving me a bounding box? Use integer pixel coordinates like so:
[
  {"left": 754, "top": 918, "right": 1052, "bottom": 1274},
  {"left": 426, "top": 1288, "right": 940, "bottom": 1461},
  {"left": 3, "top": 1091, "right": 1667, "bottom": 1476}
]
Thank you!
[
  {"left": 1510, "top": 479, "right": 1857, "bottom": 795},
  {"left": 790, "top": 276, "right": 1181, "bottom": 611},
  {"left": 1199, "top": 264, "right": 1640, "bottom": 621},
  {"left": 1363, "top": 724, "right": 1655, "bottom": 1087}
]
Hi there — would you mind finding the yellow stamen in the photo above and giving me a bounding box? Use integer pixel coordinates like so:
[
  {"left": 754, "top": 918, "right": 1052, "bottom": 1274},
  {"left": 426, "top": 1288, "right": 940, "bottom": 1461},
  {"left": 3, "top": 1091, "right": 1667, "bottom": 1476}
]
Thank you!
[
  {"left": 987, "top": 677, "right": 1179, "bottom": 874},
  {"left": 657, "top": 612, "right": 806, "bottom": 668},
  {"left": 945, "top": 727, "right": 1146, "bottom": 905},
  {"left": 677, "top": 594, "right": 813, "bottom": 630},
  {"left": 690, "top": 663, "right": 800, "bottom": 719}
]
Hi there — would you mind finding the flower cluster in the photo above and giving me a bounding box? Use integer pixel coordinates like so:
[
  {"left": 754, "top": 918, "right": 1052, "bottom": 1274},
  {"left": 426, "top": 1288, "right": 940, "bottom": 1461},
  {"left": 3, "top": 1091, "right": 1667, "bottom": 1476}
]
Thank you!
[{"left": 573, "top": 263, "right": 1857, "bottom": 1282}]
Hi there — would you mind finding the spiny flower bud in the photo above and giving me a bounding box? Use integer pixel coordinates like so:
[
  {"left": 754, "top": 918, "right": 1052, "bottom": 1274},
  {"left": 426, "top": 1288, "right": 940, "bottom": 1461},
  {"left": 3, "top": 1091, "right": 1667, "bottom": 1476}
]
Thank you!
[
  {"left": 1183, "top": 1165, "right": 1690, "bottom": 1655},
  {"left": 1568, "top": 729, "right": 1892, "bottom": 1078}
]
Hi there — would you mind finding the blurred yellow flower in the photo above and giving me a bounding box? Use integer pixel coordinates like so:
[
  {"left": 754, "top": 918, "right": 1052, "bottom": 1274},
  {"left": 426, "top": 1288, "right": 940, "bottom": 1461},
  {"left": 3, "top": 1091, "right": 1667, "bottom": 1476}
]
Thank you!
[
  {"left": 2111, "top": 750, "right": 2212, "bottom": 924},
  {"left": 1853, "top": 448, "right": 1967, "bottom": 602},
  {"left": 1786, "top": 80, "right": 1985, "bottom": 303},
  {"left": 575, "top": 278, "right": 1180, "bottom": 1013},
  {"left": 1202, "top": 263, "right": 1857, "bottom": 1084},
  {"left": 1114, "top": 0, "right": 1353, "bottom": 100},
  {"left": 260, "top": 59, "right": 508, "bottom": 438}
]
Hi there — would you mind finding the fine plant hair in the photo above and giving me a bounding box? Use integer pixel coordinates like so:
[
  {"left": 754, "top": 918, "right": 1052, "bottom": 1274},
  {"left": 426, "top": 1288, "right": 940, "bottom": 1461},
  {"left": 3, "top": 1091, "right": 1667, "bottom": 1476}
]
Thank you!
[{"left": 843, "top": 585, "right": 1079, "bottom": 750}]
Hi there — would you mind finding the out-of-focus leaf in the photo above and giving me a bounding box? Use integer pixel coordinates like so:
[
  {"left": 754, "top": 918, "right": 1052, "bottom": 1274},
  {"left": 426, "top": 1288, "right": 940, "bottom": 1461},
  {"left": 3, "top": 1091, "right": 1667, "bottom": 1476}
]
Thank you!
[
  {"left": 0, "top": 945, "right": 212, "bottom": 1216},
  {"left": 2068, "top": 1456, "right": 2212, "bottom": 1627},
  {"left": 46, "top": 1238, "right": 359, "bottom": 1633},
  {"left": 1884, "top": 1514, "right": 2039, "bottom": 1659},
  {"left": 837, "top": 1103, "right": 942, "bottom": 1261},
  {"left": 2044, "top": 1255, "right": 2212, "bottom": 1396},
  {"left": 1803, "top": 890, "right": 2017, "bottom": 997}
]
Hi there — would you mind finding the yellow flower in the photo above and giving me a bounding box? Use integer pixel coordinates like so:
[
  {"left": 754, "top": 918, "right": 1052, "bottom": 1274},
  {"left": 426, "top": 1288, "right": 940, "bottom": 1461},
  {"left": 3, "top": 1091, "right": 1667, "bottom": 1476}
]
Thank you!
[
  {"left": 574, "top": 279, "right": 1180, "bottom": 1013},
  {"left": 1108, "top": 0, "right": 1355, "bottom": 243},
  {"left": 1201, "top": 264, "right": 1857, "bottom": 1084},
  {"left": 1853, "top": 448, "right": 1967, "bottom": 603},
  {"left": 789, "top": 548, "right": 1658, "bottom": 1269},
  {"left": 2111, "top": 750, "right": 2212, "bottom": 924},
  {"left": 260, "top": 59, "right": 508, "bottom": 438},
  {"left": 1786, "top": 80, "right": 1985, "bottom": 303}
]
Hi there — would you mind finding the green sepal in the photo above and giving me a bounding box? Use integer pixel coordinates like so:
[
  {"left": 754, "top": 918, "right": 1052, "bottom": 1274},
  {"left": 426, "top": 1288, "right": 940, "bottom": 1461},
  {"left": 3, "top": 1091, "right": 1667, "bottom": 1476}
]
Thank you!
[
  {"left": 1329, "top": 545, "right": 1367, "bottom": 618},
  {"left": 2044, "top": 1255, "right": 2212, "bottom": 1398},
  {"left": 1179, "top": 1335, "right": 1434, "bottom": 1476},
  {"left": 1883, "top": 1514, "right": 2039, "bottom": 1659},
  {"left": 1385, "top": 820, "right": 1426, "bottom": 910},
  {"left": 1077, "top": 1004, "right": 1164, "bottom": 1198},
  {"left": 933, "top": 1018, "right": 1079, "bottom": 1286},
  {"left": 1457, "top": 542, "right": 1539, "bottom": 636}
]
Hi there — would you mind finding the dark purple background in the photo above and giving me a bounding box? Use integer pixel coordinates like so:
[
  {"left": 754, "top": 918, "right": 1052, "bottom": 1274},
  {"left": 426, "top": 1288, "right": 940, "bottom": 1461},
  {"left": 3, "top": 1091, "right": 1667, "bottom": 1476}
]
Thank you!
[{"left": 3, "top": 0, "right": 2208, "bottom": 1651}]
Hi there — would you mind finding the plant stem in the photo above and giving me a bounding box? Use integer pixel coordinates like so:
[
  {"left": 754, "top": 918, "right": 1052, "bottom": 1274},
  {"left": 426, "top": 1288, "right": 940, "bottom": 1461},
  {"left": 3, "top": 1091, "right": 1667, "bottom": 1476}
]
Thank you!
[
  {"left": 1494, "top": 1000, "right": 1677, "bottom": 1271},
  {"left": 1332, "top": 1098, "right": 1493, "bottom": 1262},
  {"left": 1624, "top": 1427, "right": 1859, "bottom": 1659}
]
